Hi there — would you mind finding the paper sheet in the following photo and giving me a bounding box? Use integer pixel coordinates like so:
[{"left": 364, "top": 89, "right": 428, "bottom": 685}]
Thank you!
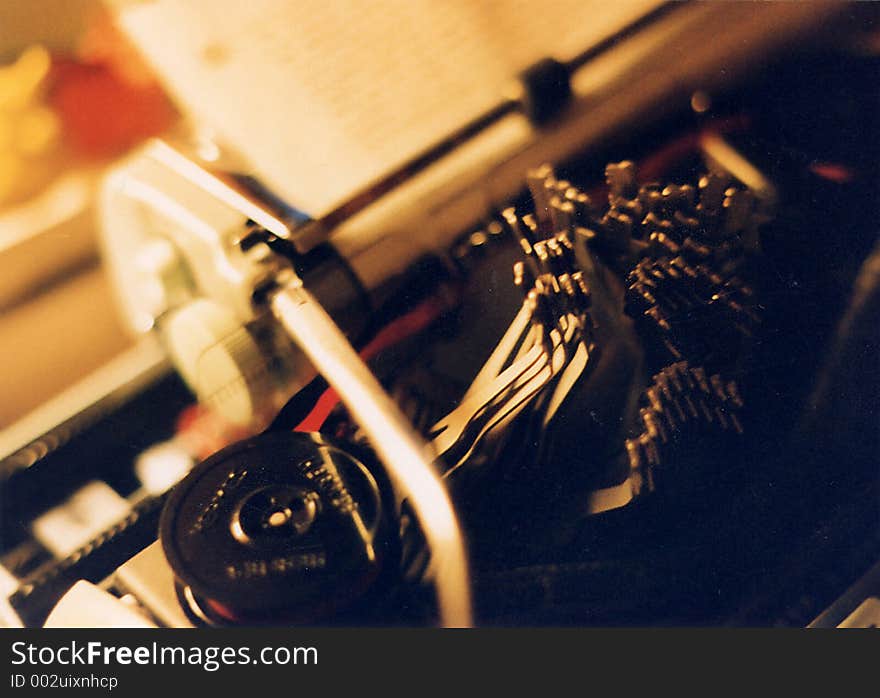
[{"left": 109, "top": 0, "right": 659, "bottom": 215}]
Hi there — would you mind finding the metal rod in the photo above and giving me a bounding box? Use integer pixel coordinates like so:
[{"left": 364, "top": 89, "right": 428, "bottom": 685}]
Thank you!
[
  {"left": 294, "top": 2, "right": 683, "bottom": 248},
  {"left": 270, "top": 277, "right": 473, "bottom": 627},
  {"left": 565, "top": 1, "right": 679, "bottom": 72}
]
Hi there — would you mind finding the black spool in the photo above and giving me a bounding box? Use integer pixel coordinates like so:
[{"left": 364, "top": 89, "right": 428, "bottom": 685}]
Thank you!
[{"left": 160, "top": 431, "right": 392, "bottom": 624}]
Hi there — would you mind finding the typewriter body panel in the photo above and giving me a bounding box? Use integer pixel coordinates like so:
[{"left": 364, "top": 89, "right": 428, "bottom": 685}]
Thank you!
[{"left": 1, "top": 2, "right": 878, "bottom": 628}]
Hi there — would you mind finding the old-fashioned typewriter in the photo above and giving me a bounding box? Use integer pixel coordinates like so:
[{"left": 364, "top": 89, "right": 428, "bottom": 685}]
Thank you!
[{"left": 1, "top": 1, "right": 878, "bottom": 628}]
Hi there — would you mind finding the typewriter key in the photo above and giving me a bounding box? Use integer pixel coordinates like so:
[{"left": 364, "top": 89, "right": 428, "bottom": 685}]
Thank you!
[{"left": 160, "top": 431, "right": 390, "bottom": 624}]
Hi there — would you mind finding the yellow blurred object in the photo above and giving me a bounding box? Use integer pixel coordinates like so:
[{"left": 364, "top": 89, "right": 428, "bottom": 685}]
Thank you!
[
  {"left": 16, "top": 105, "right": 60, "bottom": 156},
  {"left": 0, "top": 114, "right": 12, "bottom": 149},
  {"left": 0, "top": 44, "right": 64, "bottom": 208},
  {"left": 0, "top": 45, "right": 51, "bottom": 111},
  {"left": 0, "top": 156, "right": 22, "bottom": 202}
]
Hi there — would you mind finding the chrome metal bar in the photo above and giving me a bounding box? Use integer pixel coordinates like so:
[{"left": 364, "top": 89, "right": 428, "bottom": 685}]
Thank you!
[
  {"left": 292, "top": 2, "right": 686, "bottom": 251},
  {"left": 270, "top": 277, "right": 472, "bottom": 627}
]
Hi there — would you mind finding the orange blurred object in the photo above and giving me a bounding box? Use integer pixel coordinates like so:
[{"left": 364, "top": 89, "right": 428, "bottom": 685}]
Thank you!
[
  {"left": 49, "top": 58, "right": 176, "bottom": 159},
  {"left": 48, "top": 11, "right": 176, "bottom": 159},
  {"left": 809, "top": 162, "right": 854, "bottom": 184},
  {"left": 77, "top": 11, "right": 160, "bottom": 88}
]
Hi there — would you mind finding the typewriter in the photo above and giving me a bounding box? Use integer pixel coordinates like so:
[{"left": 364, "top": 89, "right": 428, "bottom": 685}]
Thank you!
[{"left": 1, "top": 1, "right": 878, "bottom": 628}]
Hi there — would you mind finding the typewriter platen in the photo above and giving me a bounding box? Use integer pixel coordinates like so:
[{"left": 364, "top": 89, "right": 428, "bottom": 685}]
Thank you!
[{"left": 1, "top": 2, "right": 878, "bottom": 628}]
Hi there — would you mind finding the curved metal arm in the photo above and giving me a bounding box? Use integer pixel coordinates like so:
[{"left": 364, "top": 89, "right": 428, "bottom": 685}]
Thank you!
[{"left": 269, "top": 277, "right": 472, "bottom": 627}]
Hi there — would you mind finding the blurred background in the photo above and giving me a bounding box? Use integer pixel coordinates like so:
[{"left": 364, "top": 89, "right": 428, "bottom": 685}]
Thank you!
[{"left": 0, "top": 1, "right": 178, "bottom": 426}]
